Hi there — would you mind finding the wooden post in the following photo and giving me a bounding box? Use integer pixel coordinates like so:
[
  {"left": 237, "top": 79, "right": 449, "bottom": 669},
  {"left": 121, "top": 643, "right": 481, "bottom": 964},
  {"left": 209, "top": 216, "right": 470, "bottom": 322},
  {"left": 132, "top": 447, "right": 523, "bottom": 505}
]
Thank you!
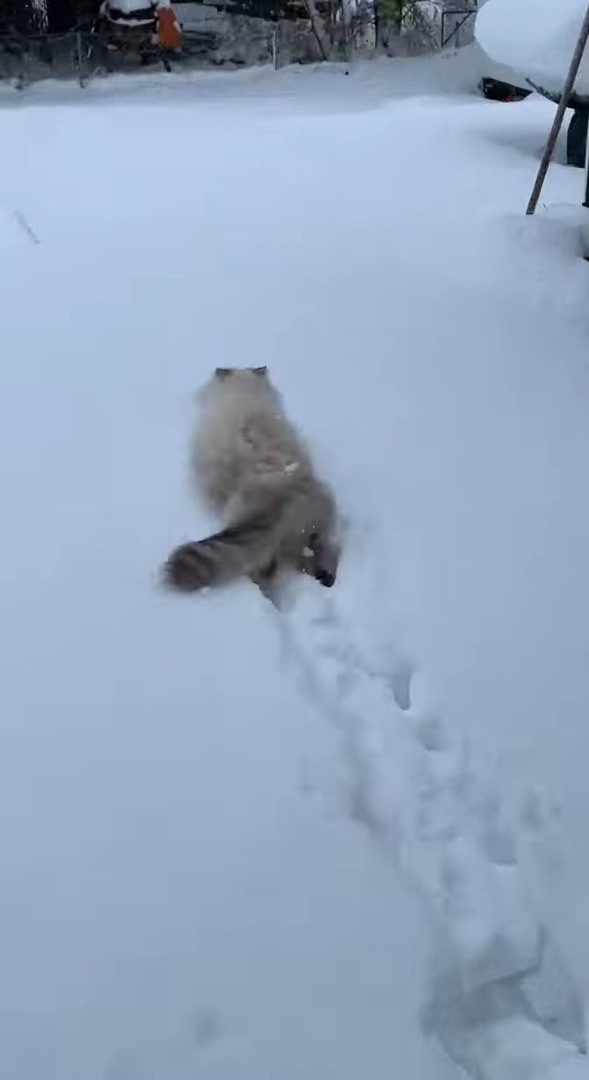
[{"left": 526, "top": 1, "right": 589, "bottom": 215}]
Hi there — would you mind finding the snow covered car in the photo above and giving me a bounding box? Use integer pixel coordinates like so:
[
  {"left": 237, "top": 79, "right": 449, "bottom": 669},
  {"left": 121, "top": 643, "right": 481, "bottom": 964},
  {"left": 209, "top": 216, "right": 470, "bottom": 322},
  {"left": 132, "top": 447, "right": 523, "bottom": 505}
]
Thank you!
[
  {"left": 478, "top": 78, "right": 530, "bottom": 102},
  {"left": 475, "top": 0, "right": 589, "bottom": 167},
  {"left": 477, "top": 53, "right": 532, "bottom": 102}
]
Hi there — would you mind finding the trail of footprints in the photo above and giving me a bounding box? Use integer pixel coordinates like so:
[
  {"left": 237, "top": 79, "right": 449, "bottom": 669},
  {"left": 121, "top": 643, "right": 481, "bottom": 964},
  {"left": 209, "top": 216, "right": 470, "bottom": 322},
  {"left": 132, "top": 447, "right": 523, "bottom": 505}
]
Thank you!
[{"left": 280, "top": 592, "right": 587, "bottom": 1078}]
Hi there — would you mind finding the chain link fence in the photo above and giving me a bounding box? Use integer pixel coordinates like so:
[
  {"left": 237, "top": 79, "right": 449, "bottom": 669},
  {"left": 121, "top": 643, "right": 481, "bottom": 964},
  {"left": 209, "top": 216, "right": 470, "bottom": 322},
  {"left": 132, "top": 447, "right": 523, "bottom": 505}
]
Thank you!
[{"left": 0, "top": 0, "right": 468, "bottom": 87}]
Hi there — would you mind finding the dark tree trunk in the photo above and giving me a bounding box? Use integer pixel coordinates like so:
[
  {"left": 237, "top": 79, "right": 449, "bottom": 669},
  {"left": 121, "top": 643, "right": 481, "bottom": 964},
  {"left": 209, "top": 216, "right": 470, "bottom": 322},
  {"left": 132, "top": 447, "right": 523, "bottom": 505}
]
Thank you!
[
  {"left": 0, "top": 0, "right": 46, "bottom": 33},
  {"left": 46, "top": 0, "right": 77, "bottom": 31}
]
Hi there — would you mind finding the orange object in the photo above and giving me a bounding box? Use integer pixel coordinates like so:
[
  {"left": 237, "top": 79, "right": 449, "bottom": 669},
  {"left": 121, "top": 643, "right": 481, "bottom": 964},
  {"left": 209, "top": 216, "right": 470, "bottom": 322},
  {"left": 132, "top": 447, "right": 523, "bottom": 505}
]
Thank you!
[{"left": 157, "top": 5, "right": 182, "bottom": 51}]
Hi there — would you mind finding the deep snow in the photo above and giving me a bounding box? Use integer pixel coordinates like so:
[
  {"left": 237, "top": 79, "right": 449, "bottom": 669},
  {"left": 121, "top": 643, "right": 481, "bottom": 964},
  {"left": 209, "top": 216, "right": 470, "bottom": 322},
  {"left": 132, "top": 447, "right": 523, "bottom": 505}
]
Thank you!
[{"left": 1, "top": 50, "right": 589, "bottom": 1080}]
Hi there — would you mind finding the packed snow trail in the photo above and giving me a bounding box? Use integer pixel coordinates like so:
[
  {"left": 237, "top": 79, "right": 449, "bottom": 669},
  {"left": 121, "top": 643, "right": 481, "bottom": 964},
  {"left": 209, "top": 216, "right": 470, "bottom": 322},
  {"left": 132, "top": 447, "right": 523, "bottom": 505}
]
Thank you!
[{"left": 274, "top": 582, "right": 588, "bottom": 1079}]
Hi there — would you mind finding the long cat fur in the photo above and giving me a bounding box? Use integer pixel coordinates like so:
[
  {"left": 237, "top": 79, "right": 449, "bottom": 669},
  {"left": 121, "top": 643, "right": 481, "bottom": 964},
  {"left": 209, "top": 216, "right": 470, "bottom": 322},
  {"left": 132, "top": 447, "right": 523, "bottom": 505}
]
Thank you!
[{"left": 162, "top": 366, "right": 340, "bottom": 601}]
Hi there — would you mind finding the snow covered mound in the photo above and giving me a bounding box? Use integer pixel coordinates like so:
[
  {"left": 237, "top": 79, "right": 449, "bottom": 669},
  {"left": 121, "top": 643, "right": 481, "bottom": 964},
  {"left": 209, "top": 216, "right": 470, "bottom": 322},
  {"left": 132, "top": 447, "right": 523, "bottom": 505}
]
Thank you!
[{"left": 476, "top": 0, "right": 589, "bottom": 99}]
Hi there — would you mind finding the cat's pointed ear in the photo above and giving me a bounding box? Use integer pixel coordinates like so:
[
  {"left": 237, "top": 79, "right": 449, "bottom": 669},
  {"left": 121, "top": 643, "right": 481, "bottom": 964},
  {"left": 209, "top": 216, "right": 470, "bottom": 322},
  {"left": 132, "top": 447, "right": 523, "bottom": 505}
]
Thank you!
[
  {"left": 252, "top": 366, "right": 268, "bottom": 376},
  {"left": 215, "top": 367, "right": 233, "bottom": 380}
]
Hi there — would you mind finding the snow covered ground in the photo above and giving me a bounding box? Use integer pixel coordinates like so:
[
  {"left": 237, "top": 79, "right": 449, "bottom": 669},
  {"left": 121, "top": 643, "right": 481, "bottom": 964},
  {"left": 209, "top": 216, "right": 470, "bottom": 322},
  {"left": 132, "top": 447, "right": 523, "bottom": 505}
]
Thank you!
[{"left": 1, "top": 50, "right": 589, "bottom": 1080}]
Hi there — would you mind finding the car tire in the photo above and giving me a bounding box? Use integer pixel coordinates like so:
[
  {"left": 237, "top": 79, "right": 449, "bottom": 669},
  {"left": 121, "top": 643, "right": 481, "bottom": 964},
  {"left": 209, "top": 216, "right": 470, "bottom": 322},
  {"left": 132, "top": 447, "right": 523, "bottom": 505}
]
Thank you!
[{"left": 567, "top": 108, "right": 589, "bottom": 168}]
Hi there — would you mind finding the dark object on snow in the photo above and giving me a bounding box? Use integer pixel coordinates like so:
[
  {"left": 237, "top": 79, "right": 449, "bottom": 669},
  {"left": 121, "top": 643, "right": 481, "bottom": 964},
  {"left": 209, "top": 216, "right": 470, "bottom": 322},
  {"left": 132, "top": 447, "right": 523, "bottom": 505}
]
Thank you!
[
  {"left": 479, "top": 77, "right": 532, "bottom": 103},
  {"left": 526, "top": 79, "right": 589, "bottom": 169},
  {"left": 567, "top": 106, "right": 589, "bottom": 168}
]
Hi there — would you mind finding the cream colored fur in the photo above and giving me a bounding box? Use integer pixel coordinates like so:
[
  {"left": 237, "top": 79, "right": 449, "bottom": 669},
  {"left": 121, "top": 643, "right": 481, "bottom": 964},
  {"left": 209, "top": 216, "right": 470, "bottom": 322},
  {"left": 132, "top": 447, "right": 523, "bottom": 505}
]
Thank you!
[{"left": 163, "top": 366, "right": 340, "bottom": 601}]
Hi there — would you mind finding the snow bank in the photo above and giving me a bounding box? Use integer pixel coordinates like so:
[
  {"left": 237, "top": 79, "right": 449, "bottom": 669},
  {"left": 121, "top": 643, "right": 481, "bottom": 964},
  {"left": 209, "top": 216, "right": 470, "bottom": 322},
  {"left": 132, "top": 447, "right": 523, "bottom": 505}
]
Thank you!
[{"left": 476, "top": 0, "right": 589, "bottom": 98}]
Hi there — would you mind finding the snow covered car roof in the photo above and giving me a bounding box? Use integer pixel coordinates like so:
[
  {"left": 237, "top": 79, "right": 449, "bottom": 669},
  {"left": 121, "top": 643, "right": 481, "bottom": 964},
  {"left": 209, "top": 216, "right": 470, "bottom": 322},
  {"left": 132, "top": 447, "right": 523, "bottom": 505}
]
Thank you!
[{"left": 475, "top": 0, "right": 589, "bottom": 101}]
